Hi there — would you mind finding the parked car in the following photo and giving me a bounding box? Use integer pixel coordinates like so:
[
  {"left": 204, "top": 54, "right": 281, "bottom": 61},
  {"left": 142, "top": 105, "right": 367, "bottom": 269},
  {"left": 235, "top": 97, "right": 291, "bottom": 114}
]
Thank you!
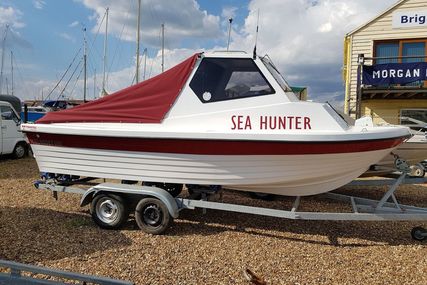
[{"left": 0, "top": 100, "right": 27, "bottom": 158}]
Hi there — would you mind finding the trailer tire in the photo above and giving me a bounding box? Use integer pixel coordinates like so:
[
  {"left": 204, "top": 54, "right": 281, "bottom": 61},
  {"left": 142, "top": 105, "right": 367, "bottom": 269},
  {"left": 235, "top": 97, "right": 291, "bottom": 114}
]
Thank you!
[
  {"left": 409, "top": 163, "right": 425, "bottom": 177},
  {"left": 135, "top": 197, "right": 172, "bottom": 235},
  {"left": 91, "top": 194, "right": 129, "bottom": 229},
  {"left": 411, "top": 226, "right": 427, "bottom": 241}
]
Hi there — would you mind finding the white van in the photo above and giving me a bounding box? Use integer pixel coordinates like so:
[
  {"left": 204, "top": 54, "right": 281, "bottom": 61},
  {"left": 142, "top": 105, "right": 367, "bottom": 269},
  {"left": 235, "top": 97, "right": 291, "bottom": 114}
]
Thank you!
[{"left": 0, "top": 100, "right": 27, "bottom": 158}]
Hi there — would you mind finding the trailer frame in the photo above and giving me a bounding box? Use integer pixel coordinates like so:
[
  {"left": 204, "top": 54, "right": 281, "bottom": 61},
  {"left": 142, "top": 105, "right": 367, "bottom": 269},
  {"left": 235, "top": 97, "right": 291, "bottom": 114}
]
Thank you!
[
  {"left": 34, "top": 171, "right": 427, "bottom": 240},
  {"left": 0, "top": 259, "right": 133, "bottom": 285}
]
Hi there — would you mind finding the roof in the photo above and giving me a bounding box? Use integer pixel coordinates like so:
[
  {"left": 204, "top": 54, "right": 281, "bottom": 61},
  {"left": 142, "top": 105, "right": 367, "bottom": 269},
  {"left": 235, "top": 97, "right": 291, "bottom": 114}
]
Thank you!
[
  {"left": 0, "top": 94, "right": 21, "bottom": 115},
  {"left": 347, "top": 0, "right": 407, "bottom": 36},
  {"left": 37, "top": 53, "right": 200, "bottom": 124}
]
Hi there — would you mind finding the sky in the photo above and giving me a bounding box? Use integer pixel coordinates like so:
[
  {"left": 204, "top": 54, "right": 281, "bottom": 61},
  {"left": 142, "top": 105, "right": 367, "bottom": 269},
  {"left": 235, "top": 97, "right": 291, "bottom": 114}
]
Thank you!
[{"left": 0, "top": 0, "right": 398, "bottom": 108}]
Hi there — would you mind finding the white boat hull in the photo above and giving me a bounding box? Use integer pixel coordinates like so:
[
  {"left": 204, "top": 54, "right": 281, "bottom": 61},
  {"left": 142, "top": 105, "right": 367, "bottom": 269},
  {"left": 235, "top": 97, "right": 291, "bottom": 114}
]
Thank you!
[{"left": 32, "top": 144, "right": 394, "bottom": 196}]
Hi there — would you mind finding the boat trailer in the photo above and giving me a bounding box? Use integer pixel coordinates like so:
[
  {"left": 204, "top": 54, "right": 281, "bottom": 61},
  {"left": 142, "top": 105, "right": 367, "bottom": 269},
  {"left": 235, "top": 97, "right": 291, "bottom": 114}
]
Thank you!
[
  {"left": 34, "top": 170, "right": 427, "bottom": 241},
  {"left": 0, "top": 259, "right": 133, "bottom": 285}
]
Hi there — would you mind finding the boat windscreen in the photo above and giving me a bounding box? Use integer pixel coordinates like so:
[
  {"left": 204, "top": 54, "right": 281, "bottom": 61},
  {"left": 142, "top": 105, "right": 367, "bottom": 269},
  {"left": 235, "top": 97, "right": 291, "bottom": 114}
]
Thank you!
[
  {"left": 189, "top": 57, "right": 275, "bottom": 103},
  {"left": 260, "top": 55, "right": 294, "bottom": 94}
]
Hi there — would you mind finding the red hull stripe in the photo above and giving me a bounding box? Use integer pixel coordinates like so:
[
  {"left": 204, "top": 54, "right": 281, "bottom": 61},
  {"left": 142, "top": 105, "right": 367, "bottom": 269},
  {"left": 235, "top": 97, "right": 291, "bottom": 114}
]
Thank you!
[{"left": 25, "top": 133, "right": 406, "bottom": 155}]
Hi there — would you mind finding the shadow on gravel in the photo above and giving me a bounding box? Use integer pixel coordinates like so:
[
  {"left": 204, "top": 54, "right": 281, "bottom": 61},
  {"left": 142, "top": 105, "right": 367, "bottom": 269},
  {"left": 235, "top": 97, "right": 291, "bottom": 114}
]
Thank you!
[
  {"left": 0, "top": 207, "right": 132, "bottom": 263},
  {"left": 0, "top": 157, "right": 38, "bottom": 180},
  {"left": 171, "top": 208, "right": 425, "bottom": 247}
]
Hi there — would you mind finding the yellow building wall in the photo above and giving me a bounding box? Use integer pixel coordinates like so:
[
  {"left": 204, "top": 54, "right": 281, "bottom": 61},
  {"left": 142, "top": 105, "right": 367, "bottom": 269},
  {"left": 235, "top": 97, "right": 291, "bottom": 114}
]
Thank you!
[{"left": 361, "top": 100, "right": 427, "bottom": 125}]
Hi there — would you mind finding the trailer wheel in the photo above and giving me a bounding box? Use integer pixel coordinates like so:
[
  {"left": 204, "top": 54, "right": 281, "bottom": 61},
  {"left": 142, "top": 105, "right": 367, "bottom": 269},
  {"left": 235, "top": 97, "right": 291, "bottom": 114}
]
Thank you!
[
  {"left": 91, "top": 194, "right": 129, "bottom": 229},
  {"left": 135, "top": 198, "right": 171, "bottom": 235},
  {"left": 409, "top": 164, "right": 425, "bottom": 177},
  {"left": 411, "top": 227, "right": 427, "bottom": 241},
  {"left": 143, "top": 182, "right": 183, "bottom": 197}
]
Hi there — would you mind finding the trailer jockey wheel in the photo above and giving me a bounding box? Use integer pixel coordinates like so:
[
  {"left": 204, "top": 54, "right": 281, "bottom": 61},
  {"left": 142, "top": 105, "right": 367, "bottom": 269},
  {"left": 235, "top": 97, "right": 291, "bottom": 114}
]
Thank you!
[
  {"left": 409, "top": 163, "right": 425, "bottom": 178},
  {"left": 135, "top": 198, "right": 172, "bottom": 235},
  {"left": 91, "top": 194, "right": 129, "bottom": 229},
  {"left": 411, "top": 227, "right": 427, "bottom": 242}
]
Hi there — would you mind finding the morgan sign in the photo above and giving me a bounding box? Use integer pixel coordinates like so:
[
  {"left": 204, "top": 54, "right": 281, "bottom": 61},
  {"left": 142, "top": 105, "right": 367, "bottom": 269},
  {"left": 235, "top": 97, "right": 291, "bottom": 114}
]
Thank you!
[{"left": 363, "top": 62, "right": 427, "bottom": 86}]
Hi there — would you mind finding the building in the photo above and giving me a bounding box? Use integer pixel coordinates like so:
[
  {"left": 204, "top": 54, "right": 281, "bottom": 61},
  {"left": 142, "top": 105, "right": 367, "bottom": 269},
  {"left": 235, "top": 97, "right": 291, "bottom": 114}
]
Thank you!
[
  {"left": 343, "top": 0, "right": 427, "bottom": 126},
  {"left": 291, "top": 86, "right": 308, "bottom": 101}
]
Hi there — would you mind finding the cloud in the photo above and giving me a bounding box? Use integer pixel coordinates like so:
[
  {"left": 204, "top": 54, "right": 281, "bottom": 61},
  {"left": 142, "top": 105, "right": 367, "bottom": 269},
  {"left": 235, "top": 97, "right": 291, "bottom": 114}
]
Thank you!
[
  {"left": 0, "top": 6, "right": 25, "bottom": 28},
  {"left": 58, "top": 32, "right": 76, "bottom": 43},
  {"left": 0, "top": 6, "right": 31, "bottom": 50},
  {"left": 33, "top": 0, "right": 46, "bottom": 10},
  {"left": 222, "top": 6, "right": 238, "bottom": 20},
  {"left": 69, "top": 21, "right": 80, "bottom": 28},
  {"left": 78, "top": 0, "right": 221, "bottom": 48},
  {"left": 223, "top": 0, "right": 398, "bottom": 106},
  {"left": 15, "top": 0, "right": 401, "bottom": 108}
]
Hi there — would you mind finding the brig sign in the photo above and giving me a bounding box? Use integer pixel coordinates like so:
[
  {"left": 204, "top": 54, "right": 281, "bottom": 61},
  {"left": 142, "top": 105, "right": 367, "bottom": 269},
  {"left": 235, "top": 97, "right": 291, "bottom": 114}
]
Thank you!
[{"left": 393, "top": 11, "right": 427, "bottom": 28}]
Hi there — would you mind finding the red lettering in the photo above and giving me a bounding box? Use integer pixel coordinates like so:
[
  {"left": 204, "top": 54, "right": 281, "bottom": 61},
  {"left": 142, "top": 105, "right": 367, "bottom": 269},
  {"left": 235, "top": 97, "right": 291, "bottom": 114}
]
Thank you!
[
  {"left": 237, "top": 116, "right": 244, "bottom": 130},
  {"left": 231, "top": 115, "right": 237, "bottom": 130},
  {"left": 295, "top": 116, "right": 301, "bottom": 130},
  {"left": 304, "top": 117, "right": 311, "bottom": 129},
  {"left": 245, "top": 116, "right": 252, "bottom": 130},
  {"left": 260, "top": 116, "right": 267, "bottom": 130},
  {"left": 288, "top": 116, "right": 295, "bottom": 130},
  {"left": 278, "top": 117, "right": 286, "bottom": 129},
  {"left": 269, "top": 116, "right": 276, "bottom": 130}
]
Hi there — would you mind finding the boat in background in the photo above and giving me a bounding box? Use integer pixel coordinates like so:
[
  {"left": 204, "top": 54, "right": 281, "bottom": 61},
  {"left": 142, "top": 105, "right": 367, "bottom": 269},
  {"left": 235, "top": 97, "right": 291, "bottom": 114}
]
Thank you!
[
  {"left": 22, "top": 52, "right": 411, "bottom": 196},
  {"left": 366, "top": 118, "right": 427, "bottom": 177},
  {"left": 21, "top": 106, "right": 48, "bottom": 123}
]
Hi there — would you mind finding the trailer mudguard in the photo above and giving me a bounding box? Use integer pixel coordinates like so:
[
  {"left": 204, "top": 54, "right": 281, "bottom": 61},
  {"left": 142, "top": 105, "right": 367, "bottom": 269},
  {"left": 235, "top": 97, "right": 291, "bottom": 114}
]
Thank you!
[{"left": 80, "top": 183, "right": 180, "bottom": 218}]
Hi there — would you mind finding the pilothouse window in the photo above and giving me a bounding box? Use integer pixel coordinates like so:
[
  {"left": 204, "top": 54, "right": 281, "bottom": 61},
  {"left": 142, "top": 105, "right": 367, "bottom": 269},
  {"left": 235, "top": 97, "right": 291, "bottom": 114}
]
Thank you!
[{"left": 190, "top": 58, "right": 275, "bottom": 103}]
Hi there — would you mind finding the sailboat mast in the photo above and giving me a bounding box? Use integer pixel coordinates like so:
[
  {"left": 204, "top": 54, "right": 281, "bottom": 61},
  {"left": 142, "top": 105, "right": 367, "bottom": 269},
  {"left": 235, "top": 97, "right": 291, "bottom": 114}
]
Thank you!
[
  {"left": 0, "top": 24, "right": 9, "bottom": 94},
  {"left": 10, "top": 51, "right": 13, "bottom": 96},
  {"left": 83, "top": 27, "right": 87, "bottom": 102},
  {"left": 161, "top": 23, "right": 164, "bottom": 72},
  {"left": 102, "top": 7, "right": 109, "bottom": 96},
  {"left": 227, "top": 18, "right": 232, "bottom": 51},
  {"left": 135, "top": 0, "right": 141, "bottom": 84},
  {"left": 143, "top": 48, "right": 147, "bottom": 80},
  {"left": 93, "top": 68, "right": 96, "bottom": 99}
]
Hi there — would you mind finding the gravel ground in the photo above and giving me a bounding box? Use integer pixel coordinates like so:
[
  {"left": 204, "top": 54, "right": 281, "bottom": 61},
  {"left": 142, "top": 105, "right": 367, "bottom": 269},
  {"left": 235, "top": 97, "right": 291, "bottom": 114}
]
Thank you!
[{"left": 0, "top": 156, "right": 426, "bottom": 284}]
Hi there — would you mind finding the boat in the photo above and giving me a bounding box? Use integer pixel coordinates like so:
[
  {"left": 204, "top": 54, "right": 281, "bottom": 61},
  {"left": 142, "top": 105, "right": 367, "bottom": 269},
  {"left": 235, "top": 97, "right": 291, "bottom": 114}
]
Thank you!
[
  {"left": 360, "top": 117, "right": 427, "bottom": 177},
  {"left": 21, "top": 106, "right": 48, "bottom": 123},
  {"left": 21, "top": 52, "right": 411, "bottom": 196},
  {"left": 366, "top": 131, "right": 427, "bottom": 177}
]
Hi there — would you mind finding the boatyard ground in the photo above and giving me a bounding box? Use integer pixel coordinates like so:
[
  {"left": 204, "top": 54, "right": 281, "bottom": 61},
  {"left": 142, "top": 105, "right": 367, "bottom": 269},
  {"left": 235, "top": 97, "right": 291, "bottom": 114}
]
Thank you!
[{"left": 0, "top": 157, "right": 426, "bottom": 285}]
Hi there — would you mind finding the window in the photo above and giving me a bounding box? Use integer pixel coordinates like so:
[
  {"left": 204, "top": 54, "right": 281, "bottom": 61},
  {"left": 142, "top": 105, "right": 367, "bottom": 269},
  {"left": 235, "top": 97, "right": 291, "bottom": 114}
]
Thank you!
[
  {"left": 402, "top": 42, "right": 426, "bottom": 86},
  {"left": 1, "top": 106, "right": 20, "bottom": 123},
  {"left": 375, "top": 43, "right": 399, "bottom": 64},
  {"left": 189, "top": 58, "right": 275, "bottom": 103},
  {"left": 374, "top": 39, "right": 427, "bottom": 86}
]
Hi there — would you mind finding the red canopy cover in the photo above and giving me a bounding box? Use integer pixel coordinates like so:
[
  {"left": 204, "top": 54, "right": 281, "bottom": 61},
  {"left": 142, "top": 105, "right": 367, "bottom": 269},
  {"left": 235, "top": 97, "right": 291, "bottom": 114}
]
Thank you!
[{"left": 37, "top": 53, "right": 200, "bottom": 124}]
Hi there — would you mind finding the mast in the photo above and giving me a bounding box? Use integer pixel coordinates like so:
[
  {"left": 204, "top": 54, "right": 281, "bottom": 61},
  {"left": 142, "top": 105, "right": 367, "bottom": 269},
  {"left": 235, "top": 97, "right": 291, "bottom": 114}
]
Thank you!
[
  {"left": 227, "top": 18, "right": 233, "bottom": 51},
  {"left": 10, "top": 51, "right": 13, "bottom": 96},
  {"left": 253, "top": 9, "right": 260, "bottom": 59},
  {"left": 161, "top": 23, "right": 164, "bottom": 72},
  {"left": 102, "top": 7, "right": 109, "bottom": 96},
  {"left": 143, "top": 48, "right": 147, "bottom": 80},
  {"left": 0, "top": 24, "right": 9, "bottom": 94},
  {"left": 83, "top": 27, "right": 87, "bottom": 102},
  {"left": 93, "top": 68, "right": 96, "bottom": 99},
  {"left": 135, "top": 0, "right": 141, "bottom": 84}
]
